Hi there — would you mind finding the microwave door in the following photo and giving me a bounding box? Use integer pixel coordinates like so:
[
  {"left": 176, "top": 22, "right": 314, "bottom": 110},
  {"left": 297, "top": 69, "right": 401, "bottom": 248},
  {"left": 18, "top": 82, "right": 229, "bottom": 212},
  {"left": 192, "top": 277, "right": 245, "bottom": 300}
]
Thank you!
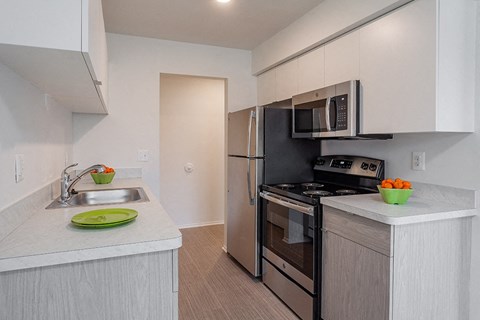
[{"left": 316, "top": 97, "right": 336, "bottom": 138}]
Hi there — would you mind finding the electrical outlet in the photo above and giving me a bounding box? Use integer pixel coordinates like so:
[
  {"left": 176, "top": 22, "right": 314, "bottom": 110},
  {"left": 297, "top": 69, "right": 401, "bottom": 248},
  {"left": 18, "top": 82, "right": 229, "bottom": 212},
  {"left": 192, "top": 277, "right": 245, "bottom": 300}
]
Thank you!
[
  {"left": 15, "top": 154, "right": 25, "bottom": 183},
  {"left": 137, "top": 149, "right": 149, "bottom": 162},
  {"left": 412, "top": 152, "right": 426, "bottom": 171}
]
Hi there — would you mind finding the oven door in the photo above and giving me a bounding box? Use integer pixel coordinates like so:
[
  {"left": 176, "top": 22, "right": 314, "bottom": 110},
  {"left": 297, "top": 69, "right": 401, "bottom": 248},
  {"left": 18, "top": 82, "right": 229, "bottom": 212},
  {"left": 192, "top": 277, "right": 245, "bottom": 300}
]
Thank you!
[{"left": 260, "top": 191, "right": 318, "bottom": 294}]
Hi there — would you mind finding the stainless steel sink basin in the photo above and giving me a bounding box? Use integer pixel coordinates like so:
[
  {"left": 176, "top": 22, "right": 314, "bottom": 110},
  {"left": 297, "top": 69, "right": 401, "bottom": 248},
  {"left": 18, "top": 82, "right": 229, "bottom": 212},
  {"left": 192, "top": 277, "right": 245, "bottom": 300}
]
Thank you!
[{"left": 46, "top": 187, "right": 149, "bottom": 209}]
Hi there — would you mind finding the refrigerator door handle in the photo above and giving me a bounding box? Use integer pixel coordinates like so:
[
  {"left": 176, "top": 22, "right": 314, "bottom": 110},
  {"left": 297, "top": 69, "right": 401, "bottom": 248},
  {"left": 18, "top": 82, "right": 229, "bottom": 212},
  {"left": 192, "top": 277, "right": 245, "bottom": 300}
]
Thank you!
[
  {"left": 247, "top": 110, "right": 256, "bottom": 157},
  {"left": 246, "top": 110, "right": 256, "bottom": 205},
  {"left": 247, "top": 159, "right": 255, "bottom": 205}
]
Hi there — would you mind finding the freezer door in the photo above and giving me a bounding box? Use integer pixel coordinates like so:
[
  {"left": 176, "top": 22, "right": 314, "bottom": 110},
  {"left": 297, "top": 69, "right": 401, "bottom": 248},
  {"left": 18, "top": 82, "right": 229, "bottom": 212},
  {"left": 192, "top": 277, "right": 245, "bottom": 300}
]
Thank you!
[
  {"left": 227, "top": 156, "right": 262, "bottom": 276},
  {"left": 228, "top": 107, "right": 263, "bottom": 157}
]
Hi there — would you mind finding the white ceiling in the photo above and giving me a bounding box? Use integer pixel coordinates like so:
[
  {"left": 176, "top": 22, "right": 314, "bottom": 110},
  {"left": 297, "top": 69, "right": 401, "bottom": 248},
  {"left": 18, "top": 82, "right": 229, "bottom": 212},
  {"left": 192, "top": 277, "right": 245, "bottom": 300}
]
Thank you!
[{"left": 102, "top": 0, "right": 324, "bottom": 50}]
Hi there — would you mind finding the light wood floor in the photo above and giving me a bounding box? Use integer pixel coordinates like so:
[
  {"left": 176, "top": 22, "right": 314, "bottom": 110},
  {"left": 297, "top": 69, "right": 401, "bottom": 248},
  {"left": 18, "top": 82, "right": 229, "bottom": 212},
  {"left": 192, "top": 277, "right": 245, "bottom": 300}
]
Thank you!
[{"left": 179, "top": 224, "right": 299, "bottom": 320}]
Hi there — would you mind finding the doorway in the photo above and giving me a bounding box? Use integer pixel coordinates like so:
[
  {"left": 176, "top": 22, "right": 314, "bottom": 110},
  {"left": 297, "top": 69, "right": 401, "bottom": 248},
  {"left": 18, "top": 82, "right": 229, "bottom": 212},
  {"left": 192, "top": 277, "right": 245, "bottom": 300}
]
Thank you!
[{"left": 159, "top": 74, "right": 226, "bottom": 228}]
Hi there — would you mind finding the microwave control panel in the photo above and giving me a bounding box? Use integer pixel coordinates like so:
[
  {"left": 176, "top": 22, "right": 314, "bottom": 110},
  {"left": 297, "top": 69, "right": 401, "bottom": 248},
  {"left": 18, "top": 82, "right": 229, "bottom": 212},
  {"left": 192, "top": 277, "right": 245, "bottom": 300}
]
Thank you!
[{"left": 335, "top": 94, "right": 348, "bottom": 130}]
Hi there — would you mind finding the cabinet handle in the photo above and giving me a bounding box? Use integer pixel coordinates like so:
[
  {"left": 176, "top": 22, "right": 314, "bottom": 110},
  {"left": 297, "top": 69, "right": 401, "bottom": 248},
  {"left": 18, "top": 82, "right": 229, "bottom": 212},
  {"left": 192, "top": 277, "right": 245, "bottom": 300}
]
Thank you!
[{"left": 94, "top": 80, "right": 102, "bottom": 86}]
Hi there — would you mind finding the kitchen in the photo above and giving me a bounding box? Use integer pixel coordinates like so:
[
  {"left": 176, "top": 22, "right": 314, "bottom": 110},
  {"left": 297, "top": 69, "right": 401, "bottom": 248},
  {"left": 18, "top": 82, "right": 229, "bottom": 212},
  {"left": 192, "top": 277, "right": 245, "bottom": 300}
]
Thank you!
[{"left": 0, "top": 0, "right": 479, "bottom": 319}]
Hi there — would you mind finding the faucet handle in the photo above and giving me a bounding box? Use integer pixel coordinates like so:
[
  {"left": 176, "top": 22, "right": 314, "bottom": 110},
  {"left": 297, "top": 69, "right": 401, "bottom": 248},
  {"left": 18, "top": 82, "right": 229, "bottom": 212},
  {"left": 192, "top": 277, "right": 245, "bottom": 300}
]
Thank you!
[{"left": 62, "top": 163, "right": 78, "bottom": 176}]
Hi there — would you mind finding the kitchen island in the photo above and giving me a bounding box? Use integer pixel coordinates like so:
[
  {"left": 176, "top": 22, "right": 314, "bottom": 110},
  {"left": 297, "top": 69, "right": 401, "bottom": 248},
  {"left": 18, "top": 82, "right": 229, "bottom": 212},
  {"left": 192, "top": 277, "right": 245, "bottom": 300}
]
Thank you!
[
  {"left": 320, "top": 182, "right": 477, "bottom": 320},
  {"left": 0, "top": 178, "right": 182, "bottom": 320}
]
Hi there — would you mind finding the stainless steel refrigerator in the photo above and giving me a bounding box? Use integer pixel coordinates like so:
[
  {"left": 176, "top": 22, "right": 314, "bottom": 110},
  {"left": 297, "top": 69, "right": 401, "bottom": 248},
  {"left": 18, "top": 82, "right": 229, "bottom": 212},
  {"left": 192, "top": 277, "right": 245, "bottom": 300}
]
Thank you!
[{"left": 227, "top": 101, "right": 320, "bottom": 277}]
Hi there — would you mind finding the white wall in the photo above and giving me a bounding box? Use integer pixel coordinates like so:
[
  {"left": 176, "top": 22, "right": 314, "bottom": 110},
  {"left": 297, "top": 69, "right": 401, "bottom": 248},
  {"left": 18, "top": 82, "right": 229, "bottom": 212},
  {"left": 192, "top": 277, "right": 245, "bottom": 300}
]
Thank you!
[
  {"left": 159, "top": 74, "right": 225, "bottom": 228},
  {"left": 73, "top": 33, "right": 256, "bottom": 206},
  {"left": 252, "top": 0, "right": 410, "bottom": 74},
  {"left": 0, "top": 62, "right": 72, "bottom": 211}
]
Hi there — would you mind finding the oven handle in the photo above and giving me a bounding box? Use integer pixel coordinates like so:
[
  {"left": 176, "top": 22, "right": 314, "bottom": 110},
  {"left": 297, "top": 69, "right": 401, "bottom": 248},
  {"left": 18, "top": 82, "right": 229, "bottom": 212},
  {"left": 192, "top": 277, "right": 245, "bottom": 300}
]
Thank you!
[{"left": 260, "top": 191, "right": 314, "bottom": 216}]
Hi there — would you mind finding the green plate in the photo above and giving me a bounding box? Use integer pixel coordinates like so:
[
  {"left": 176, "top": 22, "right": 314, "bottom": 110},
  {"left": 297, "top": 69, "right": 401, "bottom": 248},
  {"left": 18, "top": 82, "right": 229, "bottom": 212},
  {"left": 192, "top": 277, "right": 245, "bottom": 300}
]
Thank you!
[
  {"left": 71, "top": 208, "right": 138, "bottom": 225},
  {"left": 72, "top": 219, "right": 136, "bottom": 229}
]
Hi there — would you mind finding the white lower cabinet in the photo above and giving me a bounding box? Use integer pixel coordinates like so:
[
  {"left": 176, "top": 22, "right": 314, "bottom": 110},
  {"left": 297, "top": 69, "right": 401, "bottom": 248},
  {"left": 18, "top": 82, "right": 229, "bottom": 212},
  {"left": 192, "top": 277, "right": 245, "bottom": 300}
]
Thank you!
[
  {"left": 0, "top": 250, "right": 179, "bottom": 320},
  {"left": 321, "top": 206, "right": 471, "bottom": 320}
]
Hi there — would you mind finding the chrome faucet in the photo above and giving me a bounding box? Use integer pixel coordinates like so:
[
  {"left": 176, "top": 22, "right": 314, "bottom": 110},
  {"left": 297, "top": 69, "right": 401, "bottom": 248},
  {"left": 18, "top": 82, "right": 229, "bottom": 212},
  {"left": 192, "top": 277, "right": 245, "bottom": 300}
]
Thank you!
[{"left": 59, "top": 163, "right": 105, "bottom": 203}]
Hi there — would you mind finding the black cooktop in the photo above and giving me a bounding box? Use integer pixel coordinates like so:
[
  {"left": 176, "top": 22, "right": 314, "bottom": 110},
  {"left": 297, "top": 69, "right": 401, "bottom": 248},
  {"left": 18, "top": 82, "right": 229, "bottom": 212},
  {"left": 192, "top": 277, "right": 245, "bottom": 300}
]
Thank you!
[{"left": 262, "top": 181, "right": 378, "bottom": 206}]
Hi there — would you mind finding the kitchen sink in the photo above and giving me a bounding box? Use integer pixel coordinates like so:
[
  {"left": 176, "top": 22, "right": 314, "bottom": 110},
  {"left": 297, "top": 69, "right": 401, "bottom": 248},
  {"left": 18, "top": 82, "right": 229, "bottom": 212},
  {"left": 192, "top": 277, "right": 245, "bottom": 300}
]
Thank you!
[{"left": 46, "top": 187, "right": 149, "bottom": 209}]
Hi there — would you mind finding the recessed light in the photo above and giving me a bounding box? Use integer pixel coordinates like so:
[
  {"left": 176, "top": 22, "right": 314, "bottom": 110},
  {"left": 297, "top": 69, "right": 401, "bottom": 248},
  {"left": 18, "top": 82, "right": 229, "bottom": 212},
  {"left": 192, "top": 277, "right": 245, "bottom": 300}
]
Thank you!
[{"left": 217, "top": 0, "right": 231, "bottom": 3}]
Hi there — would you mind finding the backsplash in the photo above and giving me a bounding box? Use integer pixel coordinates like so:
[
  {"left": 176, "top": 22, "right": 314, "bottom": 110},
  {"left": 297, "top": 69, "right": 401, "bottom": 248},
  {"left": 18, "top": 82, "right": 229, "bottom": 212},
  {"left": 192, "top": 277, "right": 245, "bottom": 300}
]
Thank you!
[
  {"left": 0, "top": 62, "right": 73, "bottom": 212},
  {"left": 0, "top": 180, "right": 58, "bottom": 241}
]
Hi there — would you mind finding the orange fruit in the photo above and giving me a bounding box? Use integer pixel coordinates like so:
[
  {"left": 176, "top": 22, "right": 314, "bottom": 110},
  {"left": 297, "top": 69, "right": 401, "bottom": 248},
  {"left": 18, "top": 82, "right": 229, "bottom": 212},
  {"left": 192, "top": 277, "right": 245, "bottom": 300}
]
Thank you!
[
  {"left": 403, "top": 181, "right": 412, "bottom": 189},
  {"left": 393, "top": 181, "right": 403, "bottom": 189},
  {"left": 383, "top": 183, "right": 393, "bottom": 189}
]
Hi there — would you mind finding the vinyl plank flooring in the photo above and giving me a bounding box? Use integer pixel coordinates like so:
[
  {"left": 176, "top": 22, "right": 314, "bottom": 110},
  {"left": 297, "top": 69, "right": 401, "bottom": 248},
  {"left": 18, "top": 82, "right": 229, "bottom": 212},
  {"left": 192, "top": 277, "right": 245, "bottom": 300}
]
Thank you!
[{"left": 179, "top": 225, "right": 299, "bottom": 320}]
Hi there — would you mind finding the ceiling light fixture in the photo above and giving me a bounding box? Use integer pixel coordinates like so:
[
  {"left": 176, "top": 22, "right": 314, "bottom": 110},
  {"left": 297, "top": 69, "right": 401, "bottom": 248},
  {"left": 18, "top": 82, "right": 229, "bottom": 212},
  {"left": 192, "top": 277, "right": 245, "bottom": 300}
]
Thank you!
[{"left": 216, "top": 0, "right": 231, "bottom": 3}]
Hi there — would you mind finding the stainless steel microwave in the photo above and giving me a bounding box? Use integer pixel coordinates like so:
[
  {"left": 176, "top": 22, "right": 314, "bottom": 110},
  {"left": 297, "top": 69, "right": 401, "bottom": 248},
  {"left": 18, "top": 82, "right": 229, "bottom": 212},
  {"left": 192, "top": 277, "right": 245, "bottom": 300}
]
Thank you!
[{"left": 292, "top": 80, "right": 359, "bottom": 139}]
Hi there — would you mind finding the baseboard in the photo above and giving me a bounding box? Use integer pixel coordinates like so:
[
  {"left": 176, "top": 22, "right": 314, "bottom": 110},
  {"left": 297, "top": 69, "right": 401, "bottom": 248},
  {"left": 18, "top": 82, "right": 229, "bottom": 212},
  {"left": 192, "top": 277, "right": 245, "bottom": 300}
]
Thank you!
[{"left": 178, "top": 220, "right": 224, "bottom": 230}]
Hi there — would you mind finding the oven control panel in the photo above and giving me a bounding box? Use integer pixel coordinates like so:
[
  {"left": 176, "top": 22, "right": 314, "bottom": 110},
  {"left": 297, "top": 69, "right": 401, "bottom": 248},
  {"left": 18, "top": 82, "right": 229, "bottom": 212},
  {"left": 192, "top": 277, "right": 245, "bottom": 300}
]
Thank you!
[
  {"left": 314, "top": 155, "right": 384, "bottom": 179},
  {"left": 330, "top": 159, "right": 353, "bottom": 169}
]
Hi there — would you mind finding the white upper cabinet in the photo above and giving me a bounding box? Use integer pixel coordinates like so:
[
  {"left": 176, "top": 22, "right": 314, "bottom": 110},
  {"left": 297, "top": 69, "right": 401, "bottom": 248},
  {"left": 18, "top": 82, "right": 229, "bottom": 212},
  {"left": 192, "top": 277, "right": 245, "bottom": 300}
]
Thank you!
[
  {"left": 298, "top": 46, "right": 325, "bottom": 94},
  {"left": 275, "top": 59, "right": 298, "bottom": 101},
  {"left": 0, "top": 0, "right": 108, "bottom": 114},
  {"left": 82, "top": 0, "right": 108, "bottom": 109},
  {"left": 324, "top": 31, "right": 359, "bottom": 87},
  {"left": 257, "top": 68, "right": 276, "bottom": 106},
  {"left": 359, "top": 0, "right": 475, "bottom": 134}
]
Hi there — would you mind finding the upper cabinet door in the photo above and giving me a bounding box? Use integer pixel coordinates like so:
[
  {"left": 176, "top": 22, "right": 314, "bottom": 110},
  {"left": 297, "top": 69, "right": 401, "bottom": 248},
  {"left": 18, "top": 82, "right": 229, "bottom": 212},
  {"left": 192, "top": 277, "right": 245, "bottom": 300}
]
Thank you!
[
  {"left": 298, "top": 46, "right": 325, "bottom": 94},
  {"left": 359, "top": 0, "right": 436, "bottom": 134},
  {"left": 257, "top": 69, "right": 276, "bottom": 106},
  {"left": 325, "top": 31, "right": 359, "bottom": 87},
  {"left": 358, "top": 0, "right": 475, "bottom": 134},
  {"left": 82, "top": 0, "right": 109, "bottom": 107},
  {"left": 275, "top": 59, "right": 298, "bottom": 101},
  {"left": 0, "top": 0, "right": 81, "bottom": 51},
  {"left": 0, "top": 0, "right": 108, "bottom": 114}
]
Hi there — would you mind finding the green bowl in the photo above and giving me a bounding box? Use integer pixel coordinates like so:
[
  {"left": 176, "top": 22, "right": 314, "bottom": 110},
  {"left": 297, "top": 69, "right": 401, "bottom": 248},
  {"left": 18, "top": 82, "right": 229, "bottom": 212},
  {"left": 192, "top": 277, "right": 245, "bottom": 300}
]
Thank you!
[
  {"left": 377, "top": 185, "right": 413, "bottom": 205},
  {"left": 90, "top": 172, "right": 115, "bottom": 184}
]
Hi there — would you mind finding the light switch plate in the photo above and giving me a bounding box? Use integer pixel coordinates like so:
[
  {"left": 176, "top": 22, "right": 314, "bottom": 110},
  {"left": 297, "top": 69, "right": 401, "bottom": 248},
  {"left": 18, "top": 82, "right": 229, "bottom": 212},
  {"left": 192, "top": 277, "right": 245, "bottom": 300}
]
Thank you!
[{"left": 15, "top": 154, "right": 25, "bottom": 183}]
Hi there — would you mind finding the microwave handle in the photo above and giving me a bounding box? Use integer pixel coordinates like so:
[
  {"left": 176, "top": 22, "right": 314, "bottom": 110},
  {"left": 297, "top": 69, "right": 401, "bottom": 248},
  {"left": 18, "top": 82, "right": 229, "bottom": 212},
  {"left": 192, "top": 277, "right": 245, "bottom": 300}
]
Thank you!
[
  {"left": 325, "top": 97, "right": 331, "bottom": 131},
  {"left": 260, "top": 191, "right": 314, "bottom": 216}
]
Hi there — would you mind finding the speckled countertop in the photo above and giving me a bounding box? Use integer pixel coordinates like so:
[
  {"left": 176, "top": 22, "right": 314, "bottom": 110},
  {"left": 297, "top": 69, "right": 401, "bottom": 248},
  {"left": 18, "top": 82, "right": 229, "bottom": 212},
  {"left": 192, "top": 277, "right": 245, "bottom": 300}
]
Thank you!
[
  {"left": 321, "top": 182, "right": 478, "bottom": 225},
  {"left": 0, "top": 178, "right": 182, "bottom": 272}
]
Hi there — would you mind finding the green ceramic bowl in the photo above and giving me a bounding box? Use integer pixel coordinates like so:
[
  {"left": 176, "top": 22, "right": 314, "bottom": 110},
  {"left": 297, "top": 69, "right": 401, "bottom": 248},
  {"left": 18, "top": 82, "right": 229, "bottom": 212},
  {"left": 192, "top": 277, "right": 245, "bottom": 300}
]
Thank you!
[
  {"left": 377, "top": 185, "right": 413, "bottom": 205},
  {"left": 90, "top": 172, "right": 115, "bottom": 184}
]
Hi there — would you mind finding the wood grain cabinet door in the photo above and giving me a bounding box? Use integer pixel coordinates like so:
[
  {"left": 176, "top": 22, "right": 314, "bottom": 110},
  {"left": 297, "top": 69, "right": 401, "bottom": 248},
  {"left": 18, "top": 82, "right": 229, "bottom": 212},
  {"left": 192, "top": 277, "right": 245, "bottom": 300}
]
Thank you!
[{"left": 321, "top": 231, "right": 390, "bottom": 320}]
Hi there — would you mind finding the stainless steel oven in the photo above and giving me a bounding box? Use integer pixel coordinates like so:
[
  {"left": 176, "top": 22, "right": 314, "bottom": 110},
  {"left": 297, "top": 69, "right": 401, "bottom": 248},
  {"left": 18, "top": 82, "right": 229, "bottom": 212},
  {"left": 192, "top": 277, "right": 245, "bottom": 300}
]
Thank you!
[
  {"left": 260, "top": 191, "right": 319, "bottom": 320},
  {"left": 260, "top": 155, "right": 386, "bottom": 320}
]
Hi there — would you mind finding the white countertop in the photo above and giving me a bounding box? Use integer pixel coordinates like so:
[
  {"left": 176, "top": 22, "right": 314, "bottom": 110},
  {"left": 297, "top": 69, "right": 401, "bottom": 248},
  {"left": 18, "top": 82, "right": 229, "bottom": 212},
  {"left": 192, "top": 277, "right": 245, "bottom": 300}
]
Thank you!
[
  {"left": 321, "top": 192, "right": 478, "bottom": 225},
  {"left": 0, "top": 178, "right": 182, "bottom": 272}
]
